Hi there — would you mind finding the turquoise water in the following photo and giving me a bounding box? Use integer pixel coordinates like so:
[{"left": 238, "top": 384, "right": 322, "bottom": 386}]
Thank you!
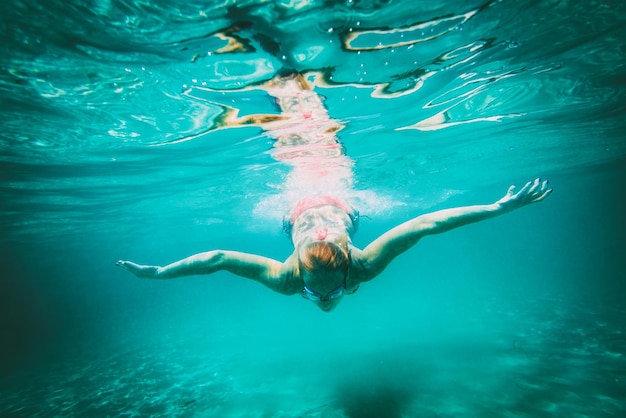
[{"left": 1, "top": 0, "right": 625, "bottom": 416}]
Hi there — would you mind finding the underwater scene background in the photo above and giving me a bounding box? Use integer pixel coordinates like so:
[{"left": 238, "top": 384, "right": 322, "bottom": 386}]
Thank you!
[{"left": 1, "top": 0, "right": 625, "bottom": 416}]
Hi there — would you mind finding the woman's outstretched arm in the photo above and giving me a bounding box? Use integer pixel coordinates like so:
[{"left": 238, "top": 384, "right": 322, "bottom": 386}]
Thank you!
[
  {"left": 116, "top": 251, "right": 299, "bottom": 295},
  {"left": 356, "top": 178, "right": 552, "bottom": 280}
]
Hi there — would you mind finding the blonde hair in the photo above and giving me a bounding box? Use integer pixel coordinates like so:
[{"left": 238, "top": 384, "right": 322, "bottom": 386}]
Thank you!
[{"left": 299, "top": 241, "right": 349, "bottom": 275}]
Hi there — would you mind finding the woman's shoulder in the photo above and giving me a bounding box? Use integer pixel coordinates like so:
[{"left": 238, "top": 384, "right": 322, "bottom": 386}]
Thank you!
[
  {"left": 281, "top": 253, "right": 303, "bottom": 280},
  {"left": 347, "top": 246, "right": 373, "bottom": 283}
]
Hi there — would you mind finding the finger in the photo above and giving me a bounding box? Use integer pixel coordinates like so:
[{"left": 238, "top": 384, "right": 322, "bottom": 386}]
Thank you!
[
  {"left": 528, "top": 178, "right": 541, "bottom": 195},
  {"left": 534, "top": 188, "right": 553, "bottom": 202},
  {"left": 506, "top": 185, "right": 516, "bottom": 195},
  {"left": 516, "top": 180, "right": 532, "bottom": 197},
  {"left": 537, "top": 180, "right": 548, "bottom": 194},
  {"left": 532, "top": 179, "right": 551, "bottom": 201}
]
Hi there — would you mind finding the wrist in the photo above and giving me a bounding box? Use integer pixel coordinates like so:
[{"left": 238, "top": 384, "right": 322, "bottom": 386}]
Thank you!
[{"left": 491, "top": 202, "right": 506, "bottom": 213}]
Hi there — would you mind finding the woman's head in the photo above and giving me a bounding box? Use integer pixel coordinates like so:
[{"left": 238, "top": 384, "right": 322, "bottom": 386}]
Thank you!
[
  {"left": 299, "top": 240, "right": 349, "bottom": 274},
  {"left": 299, "top": 240, "right": 349, "bottom": 311}
]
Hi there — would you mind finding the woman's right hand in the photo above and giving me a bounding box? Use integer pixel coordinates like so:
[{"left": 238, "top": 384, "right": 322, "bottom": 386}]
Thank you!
[{"left": 116, "top": 260, "right": 161, "bottom": 278}]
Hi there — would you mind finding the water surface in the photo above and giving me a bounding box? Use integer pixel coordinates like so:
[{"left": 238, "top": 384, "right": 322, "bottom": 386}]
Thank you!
[{"left": 1, "top": 0, "right": 625, "bottom": 416}]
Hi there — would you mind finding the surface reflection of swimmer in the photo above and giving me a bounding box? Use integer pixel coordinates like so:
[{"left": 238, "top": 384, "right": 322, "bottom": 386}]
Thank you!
[
  {"left": 213, "top": 70, "right": 353, "bottom": 186},
  {"left": 117, "top": 71, "right": 552, "bottom": 312}
]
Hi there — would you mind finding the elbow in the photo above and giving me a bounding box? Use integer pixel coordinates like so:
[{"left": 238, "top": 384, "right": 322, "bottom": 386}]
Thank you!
[
  {"left": 155, "top": 266, "right": 165, "bottom": 278},
  {"left": 411, "top": 216, "right": 438, "bottom": 236},
  {"left": 215, "top": 250, "right": 227, "bottom": 266},
  {"left": 154, "top": 266, "right": 175, "bottom": 279},
  {"left": 199, "top": 250, "right": 225, "bottom": 274},
  {"left": 160, "top": 250, "right": 225, "bottom": 278}
]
